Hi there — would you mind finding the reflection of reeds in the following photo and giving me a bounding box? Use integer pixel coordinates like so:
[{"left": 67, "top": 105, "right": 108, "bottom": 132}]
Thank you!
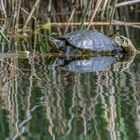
[
  {"left": 0, "top": 52, "right": 140, "bottom": 139},
  {"left": 38, "top": 60, "right": 67, "bottom": 137},
  {"left": 38, "top": 57, "right": 139, "bottom": 139},
  {"left": 0, "top": 57, "right": 22, "bottom": 139}
]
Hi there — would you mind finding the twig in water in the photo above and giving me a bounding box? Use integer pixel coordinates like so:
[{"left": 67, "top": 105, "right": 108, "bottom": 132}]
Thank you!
[
  {"left": 0, "top": 0, "right": 7, "bottom": 18},
  {"left": 49, "top": 21, "right": 140, "bottom": 26},
  {"left": 64, "top": 0, "right": 79, "bottom": 34},
  {"left": 20, "top": 7, "right": 36, "bottom": 19},
  {"left": 15, "top": 0, "right": 22, "bottom": 30},
  {"left": 101, "top": 0, "right": 109, "bottom": 18},
  {"left": 23, "top": 0, "right": 41, "bottom": 32},
  {"left": 87, "top": 0, "right": 103, "bottom": 29},
  {"left": 115, "top": 0, "right": 140, "bottom": 7}
]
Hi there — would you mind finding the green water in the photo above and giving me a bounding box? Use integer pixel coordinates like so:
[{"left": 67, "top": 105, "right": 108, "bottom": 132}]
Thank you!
[{"left": 0, "top": 27, "right": 140, "bottom": 140}]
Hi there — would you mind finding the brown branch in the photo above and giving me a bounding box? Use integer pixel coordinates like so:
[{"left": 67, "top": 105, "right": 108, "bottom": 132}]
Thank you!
[
  {"left": 23, "top": 0, "right": 41, "bottom": 32},
  {"left": 87, "top": 0, "right": 103, "bottom": 29},
  {"left": 115, "top": 0, "right": 140, "bottom": 7},
  {"left": 50, "top": 21, "right": 140, "bottom": 26},
  {"left": 64, "top": 0, "right": 79, "bottom": 34}
]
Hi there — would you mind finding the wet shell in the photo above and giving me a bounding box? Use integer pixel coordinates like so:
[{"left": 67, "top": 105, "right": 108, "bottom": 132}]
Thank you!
[{"left": 64, "top": 30, "right": 122, "bottom": 52}]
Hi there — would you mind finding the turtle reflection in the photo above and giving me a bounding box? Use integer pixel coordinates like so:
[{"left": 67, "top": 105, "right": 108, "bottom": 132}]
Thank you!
[{"left": 47, "top": 53, "right": 136, "bottom": 72}]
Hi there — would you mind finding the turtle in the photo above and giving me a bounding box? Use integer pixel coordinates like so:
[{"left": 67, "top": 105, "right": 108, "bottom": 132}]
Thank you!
[{"left": 49, "top": 29, "right": 137, "bottom": 55}]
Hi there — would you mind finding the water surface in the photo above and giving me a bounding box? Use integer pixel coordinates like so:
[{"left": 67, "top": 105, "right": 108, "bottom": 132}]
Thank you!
[{"left": 0, "top": 27, "right": 140, "bottom": 140}]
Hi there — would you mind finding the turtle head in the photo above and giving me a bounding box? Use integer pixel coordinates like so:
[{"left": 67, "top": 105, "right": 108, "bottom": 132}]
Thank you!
[
  {"left": 48, "top": 36, "right": 65, "bottom": 49},
  {"left": 114, "top": 36, "right": 136, "bottom": 54}
]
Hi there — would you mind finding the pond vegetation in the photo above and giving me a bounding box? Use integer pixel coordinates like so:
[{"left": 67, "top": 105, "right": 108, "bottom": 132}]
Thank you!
[{"left": 0, "top": 0, "right": 140, "bottom": 140}]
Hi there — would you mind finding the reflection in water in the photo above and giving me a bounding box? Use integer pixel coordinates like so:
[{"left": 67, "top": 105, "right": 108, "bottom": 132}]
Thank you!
[
  {"left": 47, "top": 53, "right": 136, "bottom": 73},
  {"left": 0, "top": 53, "right": 140, "bottom": 140},
  {"left": 61, "top": 56, "right": 118, "bottom": 72}
]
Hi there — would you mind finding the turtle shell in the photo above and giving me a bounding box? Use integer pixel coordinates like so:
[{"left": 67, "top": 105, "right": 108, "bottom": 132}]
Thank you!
[
  {"left": 63, "top": 56, "right": 118, "bottom": 72},
  {"left": 64, "top": 30, "right": 122, "bottom": 52}
]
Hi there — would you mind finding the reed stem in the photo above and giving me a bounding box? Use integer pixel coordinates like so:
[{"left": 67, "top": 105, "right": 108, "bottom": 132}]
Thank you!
[
  {"left": 87, "top": 0, "right": 103, "bottom": 29},
  {"left": 23, "top": 0, "right": 41, "bottom": 32},
  {"left": 64, "top": 0, "right": 79, "bottom": 33}
]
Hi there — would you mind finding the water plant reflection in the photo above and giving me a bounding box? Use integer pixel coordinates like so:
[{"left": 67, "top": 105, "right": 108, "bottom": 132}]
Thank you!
[{"left": 0, "top": 52, "right": 139, "bottom": 139}]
